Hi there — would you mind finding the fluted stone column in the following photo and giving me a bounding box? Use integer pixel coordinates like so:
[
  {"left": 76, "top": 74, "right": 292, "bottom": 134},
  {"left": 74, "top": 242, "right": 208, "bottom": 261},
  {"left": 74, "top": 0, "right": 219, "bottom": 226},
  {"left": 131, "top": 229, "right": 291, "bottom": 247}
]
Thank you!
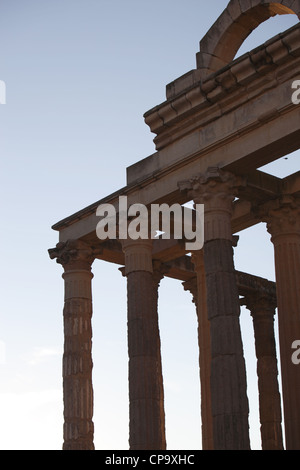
[
  {"left": 183, "top": 251, "right": 213, "bottom": 450},
  {"left": 179, "top": 167, "right": 250, "bottom": 450},
  {"left": 242, "top": 292, "right": 283, "bottom": 450},
  {"left": 262, "top": 196, "right": 300, "bottom": 450},
  {"left": 49, "top": 239, "right": 95, "bottom": 450},
  {"left": 122, "top": 239, "right": 166, "bottom": 450},
  {"left": 152, "top": 260, "right": 167, "bottom": 445}
]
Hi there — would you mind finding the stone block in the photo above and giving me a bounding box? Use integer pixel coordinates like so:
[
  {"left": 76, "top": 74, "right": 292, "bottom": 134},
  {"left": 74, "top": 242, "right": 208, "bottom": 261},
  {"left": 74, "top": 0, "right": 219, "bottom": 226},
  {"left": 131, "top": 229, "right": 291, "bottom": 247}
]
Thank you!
[
  {"left": 156, "top": 102, "right": 177, "bottom": 125},
  {"left": 166, "top": 70, "right": 202, "bottom": 100},
  {"left": 171, "top": 94, "right": 192, "bottom": 115},
  {"left": 239, "top": 0, "right": 253, "bottom": 14},
  {"left": 217, "top": 29, "right": 244, "bottom": 61},
  {"left": 209, "top": 55, "right": 229, "bottom": 73},
  {"left": 266, "top": 38, "right": 290, "bottom": 65},
  {"left": 216, "top": 69, "right": 238, "bottom": 91},
  {"left": 185, "top": 86, "right": 207, "bottom": 109},
  {"left": 282, "top": 27, "right": 300, "bottom": 57},
  {"left": 196, "top": 51, "right": 211, "bottom": 69},
  {"left": 226, "top": 0, "right": 242, "bottom": 22},
  {"left": 200, "top": 76, "right": 218, "bottom": 95},
  {"left": 250, "top": 0, "right": 265, "bottom": 8},
  {"left": 231, "top": 54, "right": 256, "bottom": 84},
  {"left": 200, "top": 8, "right": 233, "bottom": 55}
]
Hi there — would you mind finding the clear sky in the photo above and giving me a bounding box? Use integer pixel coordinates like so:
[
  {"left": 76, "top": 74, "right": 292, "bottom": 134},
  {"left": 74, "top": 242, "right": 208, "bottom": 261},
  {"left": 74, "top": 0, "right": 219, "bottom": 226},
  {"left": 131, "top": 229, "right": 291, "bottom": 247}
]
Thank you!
[{"left": 0, "top": 1, "right": 299, "bottom": 450}]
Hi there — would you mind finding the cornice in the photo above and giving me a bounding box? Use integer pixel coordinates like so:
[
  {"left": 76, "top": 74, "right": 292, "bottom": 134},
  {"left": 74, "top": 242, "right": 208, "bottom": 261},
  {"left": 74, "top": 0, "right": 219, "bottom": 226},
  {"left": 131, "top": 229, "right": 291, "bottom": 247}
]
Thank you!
[{"left": 144, "top": 23, "right": 300, "bottom": 150}]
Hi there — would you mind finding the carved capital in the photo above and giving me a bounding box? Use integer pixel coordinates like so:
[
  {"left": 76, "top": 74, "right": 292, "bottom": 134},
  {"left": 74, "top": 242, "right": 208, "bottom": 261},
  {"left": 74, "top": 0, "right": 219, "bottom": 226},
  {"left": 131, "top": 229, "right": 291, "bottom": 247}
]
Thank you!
[
  {"left": 179, "top": 168, "right": 245, "bottom": 242},
  {"left": 152, "top": 260, "right": 169, "bottom": 287},
  {"left": 179, "top": 167, "right": 245, "bottom": 210},
  {"left": 118, "top": 266, "right": 126, "bottom": 277},
  {"left": 255, "top": 195, "right": 300, "bottom": 241},
  {"left": 182, "top": 277, "right": 198, "bottom": 304},
  {"left": 241, "top": 292, "right": 277, "bottom": 319},
  {"left": 48, "top": 239, "right": 97, "bottom": 271},
  {"left": 119, "top": 259, "right": 168, "bottom": 283},
  {"left": 121, "top": 238, "right": 153, "bottom": 275},
  {"left": 267, "top": 196, "right": 300, "bottom": 240}
]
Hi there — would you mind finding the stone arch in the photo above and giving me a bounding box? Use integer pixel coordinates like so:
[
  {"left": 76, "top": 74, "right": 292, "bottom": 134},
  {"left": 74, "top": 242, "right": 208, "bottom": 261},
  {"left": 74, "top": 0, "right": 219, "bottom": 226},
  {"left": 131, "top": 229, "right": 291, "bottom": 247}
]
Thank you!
[{"left": 197, "top": 0, "right": 300, "bottom": 77}]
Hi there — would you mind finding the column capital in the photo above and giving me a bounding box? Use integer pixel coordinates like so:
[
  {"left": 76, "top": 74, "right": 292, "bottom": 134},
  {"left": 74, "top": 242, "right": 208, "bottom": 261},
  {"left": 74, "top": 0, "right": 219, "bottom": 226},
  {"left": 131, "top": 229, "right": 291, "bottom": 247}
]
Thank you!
[
  {"left": 179, "top": 168, "right": 246, "bottom": 242},
  {"left": 241, "top": 291, "right": 277, "bottom": 319},
  {"left": 152, "top": 260, "right": 170, "bottom": 286},
  {"left": 182, "top": 277, "right": 198, "bottom": 304},
  {"left": 121, "top": 238, "right": 153, "bottom": 275},
  {"left": 48, "top": 239, "right": 97, "bottom": 271},
  {"left": 255, "top": 195, "right": 300, "bottom": 241},
  {"left": 179, "top": 167, "right": 246, "bottom": 210},
  {"left": 119, "top": 259, "right": 168, "bottom": 283}
]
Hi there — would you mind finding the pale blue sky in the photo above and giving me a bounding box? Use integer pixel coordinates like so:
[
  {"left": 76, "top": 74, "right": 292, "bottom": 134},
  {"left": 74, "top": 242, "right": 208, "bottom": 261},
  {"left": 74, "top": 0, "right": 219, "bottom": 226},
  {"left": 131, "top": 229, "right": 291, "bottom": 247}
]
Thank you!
[{"left": 0, "top": 1, "right": 299, "bottom": 450}]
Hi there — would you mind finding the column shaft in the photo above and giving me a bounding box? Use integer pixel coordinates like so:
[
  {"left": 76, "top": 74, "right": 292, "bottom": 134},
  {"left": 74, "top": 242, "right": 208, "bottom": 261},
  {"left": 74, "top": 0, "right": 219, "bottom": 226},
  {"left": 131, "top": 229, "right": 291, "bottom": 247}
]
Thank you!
[
  {"left": 49, "top": 239, "right": 95, "bottom": 450},
  {"left": 243, "top": 293, "right": 283, "bottom": 450},
  {"left": 265, "top": 197, "right": 300, "bottom": 449},
  {"left": 190, "top": 252, "right": 213, "bottom": 450},
  {"left": 123, "top": 239, "right": 166, "bottom": 450},
  {"left": 180, "top": 168, "right": 250, "bottom": 450},
  {"left": 204, "top": 238, "right": 250, "bottom": 450},
  {"left": 62, "top": 269, "right": 94, "bottom": 450}
]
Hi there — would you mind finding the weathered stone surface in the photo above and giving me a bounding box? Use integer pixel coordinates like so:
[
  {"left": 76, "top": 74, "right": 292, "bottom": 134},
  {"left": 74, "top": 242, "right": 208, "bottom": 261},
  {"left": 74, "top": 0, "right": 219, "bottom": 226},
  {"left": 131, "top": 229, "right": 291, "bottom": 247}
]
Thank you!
[
  {"left": 180, "top": 169, "right": 251, "bottom": 450},
  {"left": 184, "top": 251, "right": 213, "bottom": 450},
  {"left": 122, "top": 240, "right": 166, "bottom": 450},
  {"left": 49, "top": 239, "right": 95, "bottom": 450},
  {"left": 242, "top": 292, "right": 283, "bottom": 450},
  {"left": 262, "top": 197, "right": 300, "bottom": 450},
  {"left": 204, "top": 239, "right": 250, "bottom": 450}
]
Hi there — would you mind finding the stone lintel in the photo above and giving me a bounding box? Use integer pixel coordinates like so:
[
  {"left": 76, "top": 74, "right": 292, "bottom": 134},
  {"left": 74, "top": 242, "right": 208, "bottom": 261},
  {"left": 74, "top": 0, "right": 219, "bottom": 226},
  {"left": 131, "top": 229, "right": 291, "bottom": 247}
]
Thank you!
[
  {"left": 51, "top": 169, "right": 300, "bottom": 248},
  {"left": 168, "top": 255, "right": 276, "bottom": 299}
]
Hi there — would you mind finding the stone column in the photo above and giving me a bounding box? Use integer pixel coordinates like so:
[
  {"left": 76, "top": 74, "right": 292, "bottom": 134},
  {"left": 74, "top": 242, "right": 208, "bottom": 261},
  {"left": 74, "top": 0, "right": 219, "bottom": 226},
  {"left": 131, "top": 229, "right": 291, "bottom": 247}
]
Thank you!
[
  {"left": 122, "top": 239, "right": 166, "bottom": 450},
  {"left": 242, "top": 292, "right": 283, "bottom": 450},
  {"left": 48, "top": 239, "right": 95, "bottom": 450},
  {"left": 179, "top": 167, "right": 250, "bottom": 450},
  {"left": 183, "top": 251, "right": 213, "bottom": 450},
  {"left": 152, "top": 260, "right": 167, "bottom": 448},
  {"left": 262, "top": 196, "right": 300, "bottom": 450}
]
